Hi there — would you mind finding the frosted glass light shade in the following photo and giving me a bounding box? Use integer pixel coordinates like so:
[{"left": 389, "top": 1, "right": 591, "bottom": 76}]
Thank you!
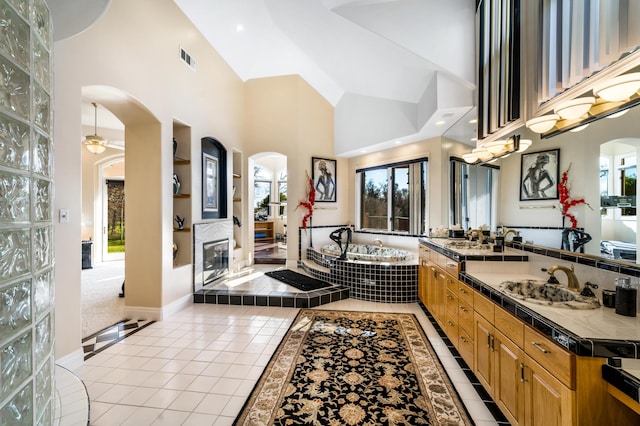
[
  {"left": 83, "top": 135, "right": 107, "bottom": 154},
  {"left": 462, "top": 152, "right": 478, "bottom": 163},
  {"left": 516, "top": 139, "right": 532, "bottom": 152},
  {"left": 554, "top": 97, "right": 595, "bottom": 119},
  {"left": 592, "top": 73, "right": 640, "bottom": 102},
  {"left": 525, "top": 114, "right": 559, "bottom": 133},
  {"left": 483, "top": 140, "right": 507, "bottom": 154}
]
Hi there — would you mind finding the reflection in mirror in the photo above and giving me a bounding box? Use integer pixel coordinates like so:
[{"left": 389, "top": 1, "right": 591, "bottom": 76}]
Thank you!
[
  {"left": 600, "top": 139, "right": 638, "bottom": 263},
  {"left": 450, "top": 158, "right": 499, "bottom": 232}
]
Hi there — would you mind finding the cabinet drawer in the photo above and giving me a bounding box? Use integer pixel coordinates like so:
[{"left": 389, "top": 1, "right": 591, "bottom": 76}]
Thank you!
[
  {"left": 495, "top": 307, "right": 524, "bottom": 348},
  {"left": 444, "top": 313, "right": 458, "bottom": 349},
  {"left": 457, "top": 282, "right": 474, "bottom": 306},
  {"left": 524, "top": 327, "right": 575, "bottom": 389},
  {"left": 458, "top": 327, "right": 474, "bottom": 367},
  {"left": 446, "top": 288, "right": 458, "bottom": 316},
  {"left": 458, "top": 299, "right": 474, "bottom": 334},
  {"left": 474, "top": 292, "right": 495, "bottom": 322},
  {"left": 443, "top": 258, "right": 460, "bottom": 278}
]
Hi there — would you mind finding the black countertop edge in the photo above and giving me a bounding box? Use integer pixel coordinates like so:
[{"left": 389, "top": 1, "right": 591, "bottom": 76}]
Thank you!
[
  {"left": 602, "top": 363, "right": 640, "bottom": 403},
  {"left": 505, "top": 241, "right": 640, "bottom": 278},
  {"left": 419, "top": 238, "right": 529, "bottom": 263},
  {"left": 461, "top": 272, "right": 640, "bottom": 359}
]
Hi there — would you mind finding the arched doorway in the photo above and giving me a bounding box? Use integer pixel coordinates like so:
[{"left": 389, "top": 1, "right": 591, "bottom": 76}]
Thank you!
[{"left": 249, "top": 152, "right": 288, "bottom": 264}]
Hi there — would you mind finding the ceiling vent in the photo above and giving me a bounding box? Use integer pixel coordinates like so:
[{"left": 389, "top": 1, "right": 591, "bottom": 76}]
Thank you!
[{"left": 180, "top": 47, "right": 196, "bottom": 70}]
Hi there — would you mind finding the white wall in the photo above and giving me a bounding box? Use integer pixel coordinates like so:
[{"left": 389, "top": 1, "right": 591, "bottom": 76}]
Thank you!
[{"left": 54, "top": 0, "right": 245, "bottom": 359}]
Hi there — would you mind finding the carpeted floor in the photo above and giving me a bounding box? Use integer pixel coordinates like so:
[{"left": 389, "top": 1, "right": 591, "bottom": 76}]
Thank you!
[
  {"left": 235, "top": 309, "right": 472, "bottom": 425},
  {"left": 81, "top": 260, "right": 125, "bottom": 338}
]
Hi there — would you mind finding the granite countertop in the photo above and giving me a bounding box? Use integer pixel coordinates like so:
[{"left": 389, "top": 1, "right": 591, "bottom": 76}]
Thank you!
[{"left": 469, "top": 272, "right": 640, "bottom": 342}]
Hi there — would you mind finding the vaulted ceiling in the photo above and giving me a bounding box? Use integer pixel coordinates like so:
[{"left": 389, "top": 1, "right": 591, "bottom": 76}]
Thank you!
[{"left": 50, "top": 0, "right": 478, "bottom": 156}]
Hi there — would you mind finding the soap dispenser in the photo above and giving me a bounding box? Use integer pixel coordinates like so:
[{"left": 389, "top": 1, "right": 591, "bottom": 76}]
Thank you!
[{"left": 615, "top": 277, "right": 637, "bottom": 317}]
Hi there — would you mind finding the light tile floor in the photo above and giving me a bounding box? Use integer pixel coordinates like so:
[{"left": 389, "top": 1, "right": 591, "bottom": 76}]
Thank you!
[{"left": 73, "top": 267, "right": 499, "bottom": 425}]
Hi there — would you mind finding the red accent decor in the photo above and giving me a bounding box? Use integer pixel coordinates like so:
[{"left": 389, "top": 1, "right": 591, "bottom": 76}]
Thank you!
[
  {"left": 297, "top": 172, "right": 315, "bottom": 229},
  {"left": 558, "top": 163, "right": 586, "bottom": 228}
]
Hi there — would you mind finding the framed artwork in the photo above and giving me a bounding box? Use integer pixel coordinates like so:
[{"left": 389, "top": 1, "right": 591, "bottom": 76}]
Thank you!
[
  {"left": 203, "top": 153, "right": 218, "bottom": 213},
  {"left": 201, "top": 137, "right": 227, "bottom": 220},
  {"left": 520, "top": 148, "right": 560, "bottom": 201},
  {"left": 312, "top": 157, "right": 336, "bottom": 202}
]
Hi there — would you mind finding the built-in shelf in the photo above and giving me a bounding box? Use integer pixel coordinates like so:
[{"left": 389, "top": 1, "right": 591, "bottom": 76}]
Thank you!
[{"left": 173, "top": 120, "right": 192, "bottom": 268}]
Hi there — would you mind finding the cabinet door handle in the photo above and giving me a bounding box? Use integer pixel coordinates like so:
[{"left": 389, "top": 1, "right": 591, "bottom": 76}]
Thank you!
[
  {"left": 447, "top": 295, "right": 453, "bottom": 300},
  {"left": 446, "top": 263, "right": 457, "bottom": 268},
  {"left": 490, "top": 334, "right": 495, "bottom": 352},
  {"left": 520, "top": 363, "right": 525, "bottom": 383},
  {"left": 447, "top": 320, "right": 454, "bottom": 326},
  {"left": 459, "top": 287, "right": 466, "bottom": 293},
  {"left": 460, "top": 335, "right": 467, "bottom": 343},
  {"left": 459, "top": 306, "right": 467, "bottom": 312},
  {"left": 487, "top": 334, "right": 491, "bottom": 348},
  {"left": 532, "top": 342, "right": 548, "bottom": 353}
]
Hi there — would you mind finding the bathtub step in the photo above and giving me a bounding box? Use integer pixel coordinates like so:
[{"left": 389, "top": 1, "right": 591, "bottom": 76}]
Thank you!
[
  {"left": 300, "top": 259, "right": 330, "bottom": 274},
  {"left": 193, "top": 284, "right": 349, "bottom": 308}
]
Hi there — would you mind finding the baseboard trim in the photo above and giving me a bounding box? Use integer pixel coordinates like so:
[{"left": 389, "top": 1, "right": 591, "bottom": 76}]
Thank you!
[
  {"left": 161, "top": 294, "right": 192, "bottom": 320},
  {"left": 124, "top": 293, "right": 193, "bottom": 322},
  {"left": 56, "top": 349, "right": 84, "bottom": 372}
]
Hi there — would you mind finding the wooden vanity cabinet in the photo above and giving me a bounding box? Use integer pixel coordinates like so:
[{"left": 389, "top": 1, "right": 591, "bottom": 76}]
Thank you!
[
  {"left": 418, "top": 243, "right": 639, "bottom": 425},
  {"left": 473, "top": 295, "right": 572, "bottom": 426}
]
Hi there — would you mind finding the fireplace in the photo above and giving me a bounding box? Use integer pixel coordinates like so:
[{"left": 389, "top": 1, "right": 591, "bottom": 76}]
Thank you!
[{"left": 203, "top": 238, "right": 229, "bottom": 285}]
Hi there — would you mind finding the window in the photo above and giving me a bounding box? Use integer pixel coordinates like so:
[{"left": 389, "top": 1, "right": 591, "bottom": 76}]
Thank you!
[
  {"left": 450, "top": 159, "right": 499, "bottom": 231},
  {"left": 254, "top": 166, "right": 272, "bottom": 219},
  {"left": 619, "top": 156, "right": 637, "bottom": 217},
  {"left": 277, "top": 170, "right": 287, "bottom": 217},
  {"left": 356, "top": 159, "right": 427, "bottom": 234}
]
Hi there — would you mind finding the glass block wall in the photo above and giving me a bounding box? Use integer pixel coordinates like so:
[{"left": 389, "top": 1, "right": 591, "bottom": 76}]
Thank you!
[{"left": 0, "top": 0, "right": 55, "bottom": 424}]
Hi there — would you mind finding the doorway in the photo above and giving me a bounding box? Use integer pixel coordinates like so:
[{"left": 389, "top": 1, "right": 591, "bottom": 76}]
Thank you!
[
  {"left": 251, "top": 153, "right": 287, "bottom": 264},
  {"left": 600, "top": 139, "right": 639, "bottom": 262},
  {"left": 100, "top": 159, "right": 126, "bottom": 261}
]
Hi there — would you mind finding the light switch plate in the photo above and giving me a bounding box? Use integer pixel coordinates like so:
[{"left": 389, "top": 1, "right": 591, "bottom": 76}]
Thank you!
[{"left": 59, "top": 209, "right": 69, "bottom": 223}]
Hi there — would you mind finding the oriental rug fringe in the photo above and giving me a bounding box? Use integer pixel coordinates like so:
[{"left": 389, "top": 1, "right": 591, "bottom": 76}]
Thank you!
[{"left": 234, "top": 309, "right": 471, "bottom": 425}]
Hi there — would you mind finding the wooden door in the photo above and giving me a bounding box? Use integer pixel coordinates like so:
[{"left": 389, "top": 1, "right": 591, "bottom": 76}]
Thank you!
[
  {"left": 525, "top": 355, "right": 574, "bottom": 426},
  {"left": 494, "top": 329, "right": 525, "bottom": 426}
]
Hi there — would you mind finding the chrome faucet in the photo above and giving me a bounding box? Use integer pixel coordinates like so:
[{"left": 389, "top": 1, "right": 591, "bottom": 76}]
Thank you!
[
  {"left": 372, "top": 238, "right": 383, "bottom": 247},
  {"left": 503, "top": 229, "right": 518, "bottom": 240},
  {"left": 547, "top": 264, "right": 581, "bottom": 292}
]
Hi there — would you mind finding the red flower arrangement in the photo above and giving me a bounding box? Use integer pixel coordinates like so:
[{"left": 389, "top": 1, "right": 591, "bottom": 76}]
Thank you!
[
  {"left": 558, "top": 163, "right": 588, "bottom": 228},
  {"left": 297, "top": 171, "right": 316, "bottom": 229}
]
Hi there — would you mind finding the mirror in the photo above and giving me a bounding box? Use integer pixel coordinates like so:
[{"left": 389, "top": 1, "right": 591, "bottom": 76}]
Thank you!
[{"left": 498, "top": 103, "right": 639, "bottom": 267}]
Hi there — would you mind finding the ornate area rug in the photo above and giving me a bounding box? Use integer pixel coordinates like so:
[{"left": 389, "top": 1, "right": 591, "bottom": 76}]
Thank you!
[{"left": 234, "top": 309, "right": 471, "bottom": 425}]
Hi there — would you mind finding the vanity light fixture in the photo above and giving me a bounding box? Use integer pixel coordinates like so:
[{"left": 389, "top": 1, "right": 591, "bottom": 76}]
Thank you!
[
  {"left": 592, "top": 72, "right": 640, "bottom": 102},
  {"left": 463, "top": 135, "right": 529, "bottom": 164},
  {"left": 83, "top": 102, "right": 107, "bottom": 154},
  {"left": 554, "top": 96, "right": 596, "bottom": 120},
  {"left": 606, "top": 109, "right": 629, "bottom": 119},
  {"left": 525, "top": 114, "right": 559, "bottom": 133},
  {"left": 569, "top": 123, "right": 589, "bottom": 132}
]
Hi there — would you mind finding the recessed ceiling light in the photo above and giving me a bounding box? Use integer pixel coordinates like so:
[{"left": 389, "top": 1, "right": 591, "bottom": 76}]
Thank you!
[
  {"left": 236, "top": 24, "right": 244, "bottom": 32},
  {"left": 435, "top": 120, "right": 446, "bottom": 126},
  {"left": 469, "top": 119, "right": 477, "bottom": 124},
  {"left": 394, "top": 140, "right": 403, "bottom": 144},
  {"left": 470, "top": 137, "right": 477, "bottom": 142}
]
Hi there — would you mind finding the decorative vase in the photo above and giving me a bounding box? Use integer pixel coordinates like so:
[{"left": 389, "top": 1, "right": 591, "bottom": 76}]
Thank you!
[
  {"left": 173, "top": 173, "right": 180, "bottom": 195},
  {"left": 173, "top": 137, "right": 177, "bottom": 158},
  {"left": 173, "top": 242, "right": 178, "bottom": 259},
  {"left": 309, "top": 217, "right": 313, "bottom": 248}
]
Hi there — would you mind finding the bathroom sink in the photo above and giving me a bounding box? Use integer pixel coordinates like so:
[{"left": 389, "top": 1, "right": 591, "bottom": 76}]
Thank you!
[
  {"left": 499, "top": 279, "right": 601, "bottom": 309},
  {"left": 445, "top": 240, "right": 490, "bottom": 250}
]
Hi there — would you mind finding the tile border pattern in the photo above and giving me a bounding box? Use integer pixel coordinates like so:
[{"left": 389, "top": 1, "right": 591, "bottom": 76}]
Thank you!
[{"left": 82, "top": 319, "right": 156, "bottom": 360}]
